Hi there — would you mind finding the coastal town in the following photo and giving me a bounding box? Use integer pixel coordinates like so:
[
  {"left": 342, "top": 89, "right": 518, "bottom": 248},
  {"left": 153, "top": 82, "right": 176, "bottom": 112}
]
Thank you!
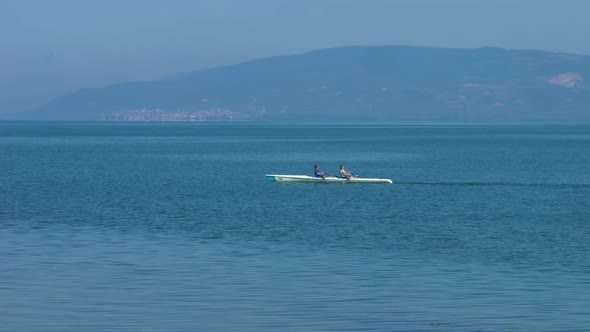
[{"left": 100, "top": 108, "right": 249, "bottom": 121}]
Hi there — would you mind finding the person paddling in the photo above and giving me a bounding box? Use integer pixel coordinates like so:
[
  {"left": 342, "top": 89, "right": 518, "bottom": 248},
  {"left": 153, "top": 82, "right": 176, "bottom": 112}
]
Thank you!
[
  {"left": 314, "top": 165, "right": 329, "bottom": 179},
  {"left": 339, "top": 165, "right": 354, "bottom": 179}
]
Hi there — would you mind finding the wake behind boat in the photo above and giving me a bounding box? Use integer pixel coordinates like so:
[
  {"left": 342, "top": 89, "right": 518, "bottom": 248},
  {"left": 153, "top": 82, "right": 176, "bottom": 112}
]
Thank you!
[{"left": 266, "top": 174, "right": 393, "bottom": 184}]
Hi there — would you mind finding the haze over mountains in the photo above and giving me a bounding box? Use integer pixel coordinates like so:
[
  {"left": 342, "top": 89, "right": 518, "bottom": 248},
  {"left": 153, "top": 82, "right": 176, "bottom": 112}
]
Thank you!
[{"left": 13, "top": 46, "right": 590, "bottom": 123}]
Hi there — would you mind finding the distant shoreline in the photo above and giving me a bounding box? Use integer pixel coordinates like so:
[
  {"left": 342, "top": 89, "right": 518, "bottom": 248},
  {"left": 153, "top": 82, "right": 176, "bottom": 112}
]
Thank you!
[{"left": 1, "top": 120, "right": 589, "bottom": 126}]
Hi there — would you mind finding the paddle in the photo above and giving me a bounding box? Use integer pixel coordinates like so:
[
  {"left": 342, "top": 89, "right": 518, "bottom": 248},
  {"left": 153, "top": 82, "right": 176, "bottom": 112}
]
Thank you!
[{"left": 342, "top": 172, "right": 359, "bottom": 179}]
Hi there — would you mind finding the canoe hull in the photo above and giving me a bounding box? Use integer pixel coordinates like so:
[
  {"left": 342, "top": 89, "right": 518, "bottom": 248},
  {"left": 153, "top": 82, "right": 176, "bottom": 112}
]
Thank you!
[{"left": 266, "top": 174, "right": 392, "bottom": 184}]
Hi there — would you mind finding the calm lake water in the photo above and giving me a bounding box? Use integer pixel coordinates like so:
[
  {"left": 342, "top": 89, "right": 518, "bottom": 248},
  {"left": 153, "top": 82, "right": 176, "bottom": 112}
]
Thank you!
[{"left": 1, "top": 122, "right": 589, "bottom": 331}]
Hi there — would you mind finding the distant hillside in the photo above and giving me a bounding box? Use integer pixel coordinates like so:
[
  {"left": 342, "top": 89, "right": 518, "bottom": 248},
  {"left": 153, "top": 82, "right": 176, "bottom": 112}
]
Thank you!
[{"left": 15, "top": 46, "right": 590, "bottom": 123}]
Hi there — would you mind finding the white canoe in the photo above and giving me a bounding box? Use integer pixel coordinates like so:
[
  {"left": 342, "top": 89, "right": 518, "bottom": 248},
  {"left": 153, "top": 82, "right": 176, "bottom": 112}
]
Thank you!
[{"left": 266, "top": 174, "right": 392, "bottom": 184}]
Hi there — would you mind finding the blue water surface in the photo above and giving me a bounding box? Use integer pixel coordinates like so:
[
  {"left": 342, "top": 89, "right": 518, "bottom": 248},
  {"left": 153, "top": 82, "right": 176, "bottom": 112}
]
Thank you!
[{"left": 1, "top": 122, "right": 589, "bottom": 331}]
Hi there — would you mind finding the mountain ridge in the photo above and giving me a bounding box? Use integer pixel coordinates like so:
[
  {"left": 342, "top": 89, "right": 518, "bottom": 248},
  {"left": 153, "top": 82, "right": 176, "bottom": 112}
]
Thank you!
[{"left": 11, "top": 45, "right": 590, "bottom": 123}]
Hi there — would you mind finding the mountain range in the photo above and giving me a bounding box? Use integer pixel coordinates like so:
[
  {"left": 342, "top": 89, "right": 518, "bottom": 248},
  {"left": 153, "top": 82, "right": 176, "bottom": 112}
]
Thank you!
[{"left": 12, "top": 46, "right": 590, "bottom": 123}]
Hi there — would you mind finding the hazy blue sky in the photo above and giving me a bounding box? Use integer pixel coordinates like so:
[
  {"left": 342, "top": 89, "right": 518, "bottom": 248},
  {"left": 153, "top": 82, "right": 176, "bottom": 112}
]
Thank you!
[{"left": 1, "top": 0, "right": 589, "bottom": 112}]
